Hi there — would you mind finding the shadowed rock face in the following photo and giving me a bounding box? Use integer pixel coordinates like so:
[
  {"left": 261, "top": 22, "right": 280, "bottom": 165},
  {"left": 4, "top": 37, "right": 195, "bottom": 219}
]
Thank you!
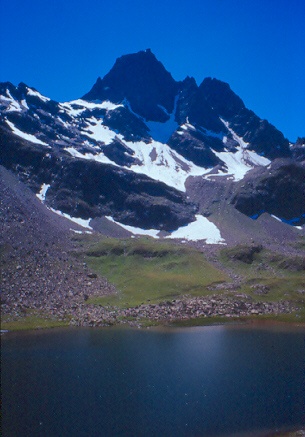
[
  {"left": 102, "top": 107, "right": 151, "bottom": 143},
  {"left": 291, "top": 137, "right": 305, "bottom": 162},
  {"left": 46, "top": 159, "right": 197, "bottom": 230},
  {"left": 230, "top": 160, "right": 305, "bottom": 225},
  {"left": 199, "top": 77, "right": 245, "bottom": 119},
  {"left": 175, "top": 78, "right": 225, "bottom": 133},
  {"left": 168, "top": 129, "right": 223, "bottom": 167},
  {"left": 83, "top": 49, "right": 179, "bottom": 122},
  {"left": 198, "top": 78, "right": 291, "bottom": 159}
]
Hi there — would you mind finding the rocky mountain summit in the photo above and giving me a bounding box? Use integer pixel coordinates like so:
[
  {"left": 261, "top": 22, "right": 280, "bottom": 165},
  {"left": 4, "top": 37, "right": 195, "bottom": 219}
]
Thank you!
[
  {"left": 1, "top": 49, "right": 304, "bottom": 241},
  {"left": 83, "top": 49, "right": 179, "bottom": 122}
]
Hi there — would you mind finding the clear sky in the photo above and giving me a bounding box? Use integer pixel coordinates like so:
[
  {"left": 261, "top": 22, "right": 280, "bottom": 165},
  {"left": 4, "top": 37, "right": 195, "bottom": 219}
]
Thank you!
[{"left": 1, "top": 0, "right": 304, "bottom": 141}]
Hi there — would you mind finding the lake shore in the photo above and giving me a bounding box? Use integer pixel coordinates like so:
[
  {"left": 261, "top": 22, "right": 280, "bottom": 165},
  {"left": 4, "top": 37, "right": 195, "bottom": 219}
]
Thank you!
[{"left": 2, "top": 294, "right": 305, "bottom": 332}]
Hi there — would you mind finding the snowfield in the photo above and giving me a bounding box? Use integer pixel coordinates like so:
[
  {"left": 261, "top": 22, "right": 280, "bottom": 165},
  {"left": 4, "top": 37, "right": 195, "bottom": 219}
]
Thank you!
[
  {"left": 166, "top": 215, "right": 226, "bottom": 244},
  {"left": 5, "top": 120, "right": 50, "bottom": 147},
  {"left": 64, "top": 136, "right": 211, "bottom": 192},
  {"left": 105, "top": 215, "right": 226, "bottom": 244}
]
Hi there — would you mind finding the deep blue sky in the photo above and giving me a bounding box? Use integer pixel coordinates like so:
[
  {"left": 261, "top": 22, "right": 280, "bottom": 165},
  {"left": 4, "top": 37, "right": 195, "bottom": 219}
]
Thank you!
[{"left": 1, "top": 0, "right": 304, "bottom": 141}]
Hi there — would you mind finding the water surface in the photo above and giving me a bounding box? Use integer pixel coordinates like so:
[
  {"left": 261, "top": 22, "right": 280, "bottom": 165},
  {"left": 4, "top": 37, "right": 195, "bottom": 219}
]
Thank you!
[{"left": 2, "top": 325, "right": 304, "bottom": 436}]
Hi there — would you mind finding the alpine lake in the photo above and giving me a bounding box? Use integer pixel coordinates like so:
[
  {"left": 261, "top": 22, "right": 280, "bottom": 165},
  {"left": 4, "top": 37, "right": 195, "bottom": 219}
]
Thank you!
[{"left": 1, "top": 323, "right": 304, "bottom": 437}]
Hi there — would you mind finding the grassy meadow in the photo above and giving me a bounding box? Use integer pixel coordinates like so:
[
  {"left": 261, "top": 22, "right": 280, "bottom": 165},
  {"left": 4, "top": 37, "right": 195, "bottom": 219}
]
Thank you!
[
  {"left": 83, "top": 236, "right": 305, "bottom": 322},
  {"left": 84, "top": 237, "right": 229, "bottom": 307},
  {"left": 3, "top": 235, "right": 304, "bottom": 331}
]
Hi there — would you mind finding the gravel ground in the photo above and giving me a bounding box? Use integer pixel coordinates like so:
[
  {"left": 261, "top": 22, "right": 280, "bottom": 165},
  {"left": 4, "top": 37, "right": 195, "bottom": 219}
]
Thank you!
[{"left": 0, "top": 165, "right": 116, "bottom": 321}]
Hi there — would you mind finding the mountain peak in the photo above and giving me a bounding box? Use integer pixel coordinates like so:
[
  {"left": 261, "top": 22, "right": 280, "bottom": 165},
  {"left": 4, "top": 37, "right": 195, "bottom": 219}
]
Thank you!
[
  {"left": 199, "top": 77, "right": 245, "bottom": 119},
  {"left": 82, "top": 50, "right": 178, "bottom": 121}
]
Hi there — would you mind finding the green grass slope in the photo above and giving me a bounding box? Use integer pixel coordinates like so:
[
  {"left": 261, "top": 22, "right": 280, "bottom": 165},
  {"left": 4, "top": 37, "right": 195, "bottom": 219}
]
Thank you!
[{"left": 85, "top": 237, "right": 229, "bottom": 307}]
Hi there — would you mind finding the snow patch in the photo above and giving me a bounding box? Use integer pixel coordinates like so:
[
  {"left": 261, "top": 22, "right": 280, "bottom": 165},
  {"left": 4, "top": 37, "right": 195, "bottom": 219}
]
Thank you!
[
  {"left": 207, "top": 119, "right": 271, "bottom": 181},
  {"left": 57, "top": 117, "right": 70, "bottom": 129},
  {"left": 59, "top": 99, "right": 122, "bottom": 118},
  {"left": 127, "top": 139, "right": 210, "bottom": 192},
  {"left": 70, "top": 228, "right": 92, "bottom": 234},
  {"left": 59, "top": 102, "right": 84, "bottom": 117},
  {"left": 246, "top": 149, "right": 271, "bottom": 166},
  {"left": 2, "top": 90, "right": 22, "bottom": 112},
  {"left": 212, "top": 148, "right": 254, "bottom": 180},
  {"left": 26, "top": 87, "right": 50, "bottom": 102},
  {"left": 81, "top": 117, "right": 118, "bottom": 145},
  {"left": 270, "top": 214, "right": 304, "bottom": 229},
  {"left": 166, "top": 215, "right": 226, "bottom": 244},
  {"left": 5, "top": 120, "right": 50, "bottom": 147},
  {"left": 106, "top": 215, "right": 226, "bottom": 244},
  {"left": 68, "top": 99, "right": 123, "bottom": 111},
  {"left": 105, "top": 216, "right": 160, "bottom": 238},
  {"left": 179, "top": 121, "right": 196, "bottom": 132},
  {"left": 36, "top": 183, "right": 50, "bottom": 202},
  {"left": 64, "top": 147, "right": 118, "bottom": 166},
  {"left": 21, "top": 99, "right": 29, "bottom": 109},
  {"left": 6, "top": 100, "right": 22, "bottom": 112},
  {"left": 50, "top": 208, "right": 93, "bottom": 229},
  {"left": 220, "top": 119, "right": 248, "bottom": 148}
]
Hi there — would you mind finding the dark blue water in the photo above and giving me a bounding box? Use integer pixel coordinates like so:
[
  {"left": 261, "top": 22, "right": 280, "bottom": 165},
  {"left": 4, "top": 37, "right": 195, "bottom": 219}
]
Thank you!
[{"left": 1, "top": 325, "right": 305, "bottom": 437}]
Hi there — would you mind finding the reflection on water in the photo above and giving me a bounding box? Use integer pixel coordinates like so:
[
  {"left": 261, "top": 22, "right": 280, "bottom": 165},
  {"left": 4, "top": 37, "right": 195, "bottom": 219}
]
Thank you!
[{"left": 2, "top": 325, "right": 305, "bottom": 436}]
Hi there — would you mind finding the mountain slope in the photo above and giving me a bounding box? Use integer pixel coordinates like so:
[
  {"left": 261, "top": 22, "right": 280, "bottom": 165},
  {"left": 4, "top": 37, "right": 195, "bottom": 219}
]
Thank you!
[{"left": 0, "top": 165, "right": 115, "bottom": 320}]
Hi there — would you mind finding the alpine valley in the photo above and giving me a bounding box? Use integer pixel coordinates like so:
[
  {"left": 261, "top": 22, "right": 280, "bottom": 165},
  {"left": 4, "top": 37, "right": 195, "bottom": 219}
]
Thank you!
[{"left": 1, "top": 49, "right": 305, "bottom": 329}]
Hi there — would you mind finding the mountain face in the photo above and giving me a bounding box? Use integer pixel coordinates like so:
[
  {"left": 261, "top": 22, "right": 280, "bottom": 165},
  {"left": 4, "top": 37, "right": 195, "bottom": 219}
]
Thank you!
[
  {"left": 83, "top": 49, "right": 179, "bottom": 122},
  {"left": 0, "top": 50, "right": 304, "bottom": 240}
]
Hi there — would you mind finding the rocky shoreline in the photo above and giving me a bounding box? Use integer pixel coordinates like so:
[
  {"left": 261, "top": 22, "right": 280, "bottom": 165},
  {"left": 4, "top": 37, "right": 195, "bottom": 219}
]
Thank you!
[
  {"left": 70, "top": 293, "right": 296, "bottom": 328},
  {"left": 2, "top": 292, "right": 298, "bottom": 330},
  {"left": 2, "top": 280, "right": 300, "bottom": 329}
]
